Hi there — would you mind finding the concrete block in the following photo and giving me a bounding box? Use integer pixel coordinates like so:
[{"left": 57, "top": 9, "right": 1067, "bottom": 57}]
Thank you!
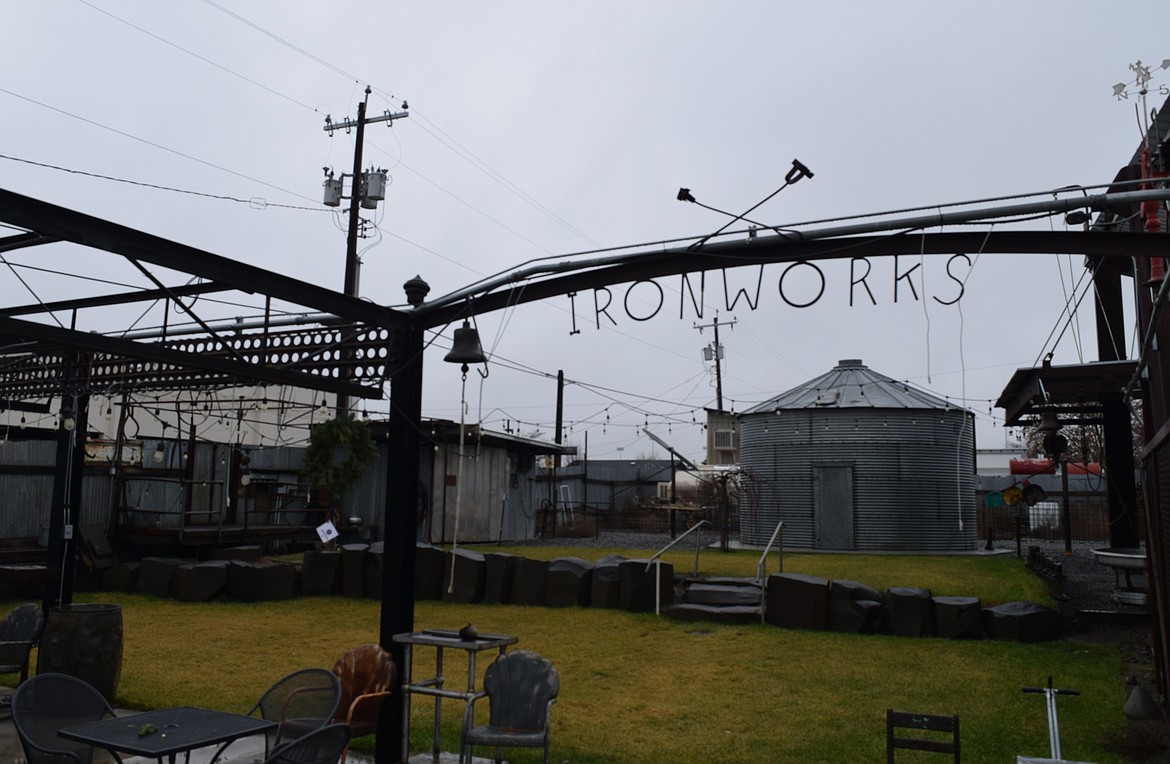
[
  {"left": 545, "top": 557, "right": 594, "bottom": 607},
  {"left": 510, "top": 557, "right": 549, "bottom": 606},
  {"left": 340, "top": 544, "right": 368, "bottom": 597},
  {"left": 364, "top": 542, "right": 383, "bottom": 598},
  {"left": 228, "top": 560, "right": 296, "bottom": 601},
  {"left": 137, "top": 557, "right": 191, "bottom": 598},
  {"left": 171, "top": 561, "right": 229, "bottom": 602},
  {"left": 102, "top": 562, "right": 140, "bottom": 593},
  {"left": 765, "top": 573, "right": 829, "bottom": 630},
  {"left": 933, "top": 595, "right": 983, "bottom": 639},
  {"left": 827, "top": 579, "right": 886, "bottom": 634},
  {"left": 483, "top": 553, "right": 516, "bottom": 604},
  {"left": 982, "top": 601, "right": 1061, "bottom": 642},
  {"left": 619, "top": 559, "right": 673, "bottom": 613},
  {"left": 442, "top": 549, "right": 485, "bottom": 603},
  {"left": 884, "top": 586, "right": 934, "bottom": 637},
  {"left": 590, "top": 555, "right": 625, "bottom": 609},
  {"left": 415, "top": 544, "right": 445, "bottom": 600}
]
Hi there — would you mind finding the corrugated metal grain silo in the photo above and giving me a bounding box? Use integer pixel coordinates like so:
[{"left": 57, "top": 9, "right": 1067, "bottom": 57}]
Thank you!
[{"left": 738, "top": 359, "right": 976, "bottom": 551}]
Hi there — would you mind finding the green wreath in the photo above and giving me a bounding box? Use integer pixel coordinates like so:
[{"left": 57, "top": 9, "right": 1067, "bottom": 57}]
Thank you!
[{"left": 303, "top": 415, "right": 378, "bottom": 498}]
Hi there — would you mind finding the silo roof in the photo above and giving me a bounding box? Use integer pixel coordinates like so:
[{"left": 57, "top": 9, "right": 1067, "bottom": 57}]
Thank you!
[{"left": 743, "top": 359, "right": 961, "bottom": 413}]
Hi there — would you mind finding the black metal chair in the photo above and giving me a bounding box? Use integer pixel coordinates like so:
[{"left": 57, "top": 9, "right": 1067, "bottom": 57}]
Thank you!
[
  {"left": 461, "top": 650, "right": 559, "bottom": 764},
  {"left": 264, "top": 723, "right": 351, "bottom": 764},
  {"left": 0, "top": 603, "right": 45, "bottom": 685},
  {"left": 213, "top": 668, "right": 341, "bottom": 763},
  {"left": 886, "top": 708, "right": 960, "bottom": 763},
  {"left": 12, "top": 673, "right": 120, "bottom": 764}
]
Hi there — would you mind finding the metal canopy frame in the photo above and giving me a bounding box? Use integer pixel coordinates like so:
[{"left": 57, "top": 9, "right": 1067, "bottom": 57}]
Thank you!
[
  {"left": 995, "top": 359, "right": 1139, "bottom": 427},
  {"left": 416, "top": 231, "right": 1170, "bottom": 329},
  {"left": 0, "top": 188, "right": 409, "bottom": 401}
]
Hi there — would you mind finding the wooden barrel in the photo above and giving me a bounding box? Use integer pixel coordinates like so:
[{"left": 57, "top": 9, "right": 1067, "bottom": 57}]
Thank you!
[{"left": 37, "top": 603, "right": 123, "bottom": 703}]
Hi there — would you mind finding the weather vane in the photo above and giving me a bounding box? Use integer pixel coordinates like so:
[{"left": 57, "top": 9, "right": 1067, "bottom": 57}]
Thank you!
[{"left": 1112, "top": 59, "right": 1170, "bottom": 101}]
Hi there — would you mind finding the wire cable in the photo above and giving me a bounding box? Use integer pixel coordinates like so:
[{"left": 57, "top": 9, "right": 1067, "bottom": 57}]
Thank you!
[
  {"left": 0, "top": 87, "right": 318, "bottom": 205},
  {"left": 0, "top": 153, "right": 328, "bottom": 213}
]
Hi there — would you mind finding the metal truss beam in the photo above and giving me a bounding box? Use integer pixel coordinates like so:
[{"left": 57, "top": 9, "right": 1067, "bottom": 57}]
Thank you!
[{"left": 0, "top": 188, "right": 406, "bottom": 331}]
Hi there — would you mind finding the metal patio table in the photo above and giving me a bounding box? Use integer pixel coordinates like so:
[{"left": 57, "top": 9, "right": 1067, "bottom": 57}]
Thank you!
[
  {"left": 393, "top": 629, "right": 518, "bottom": 763},
  {"left": 59, "top": 706, "right": 276, "bottom": 764}
]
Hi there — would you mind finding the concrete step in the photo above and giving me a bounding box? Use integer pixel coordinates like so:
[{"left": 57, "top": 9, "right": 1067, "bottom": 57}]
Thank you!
[
  {"left": 681, "top": 582, "right": 763, "bottom": 607},
  {"left": 662, "top": 603, "right": 763, "bottom": 625}
]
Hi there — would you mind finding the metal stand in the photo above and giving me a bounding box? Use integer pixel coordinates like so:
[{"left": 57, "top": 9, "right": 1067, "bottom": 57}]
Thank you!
[
  {"left": 393, "top": 629, "right": 518, "bottom": 763},
  {"left": 1016, "top": 676, "right": 1096, "bottom": 763}
]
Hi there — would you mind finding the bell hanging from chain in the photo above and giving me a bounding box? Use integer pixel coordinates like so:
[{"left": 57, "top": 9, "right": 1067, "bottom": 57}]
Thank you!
[{"left": 444, "top": 320, "right": 487, "bottom": 370}]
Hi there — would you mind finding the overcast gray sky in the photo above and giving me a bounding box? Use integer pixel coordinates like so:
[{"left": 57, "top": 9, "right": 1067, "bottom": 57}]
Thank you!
[{"left": 2, "top": 2, "right": 1167, "bottom": 462}]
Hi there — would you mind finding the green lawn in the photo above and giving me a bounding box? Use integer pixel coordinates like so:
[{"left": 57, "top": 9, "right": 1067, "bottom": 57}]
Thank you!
[{"left": 3, "top": 549, "right": 1135, "bottom": 763}]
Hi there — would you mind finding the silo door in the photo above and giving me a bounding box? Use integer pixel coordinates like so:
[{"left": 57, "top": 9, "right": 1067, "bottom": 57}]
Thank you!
[{"left": 814, "top": 465, "right": 854, "bottom": 549}]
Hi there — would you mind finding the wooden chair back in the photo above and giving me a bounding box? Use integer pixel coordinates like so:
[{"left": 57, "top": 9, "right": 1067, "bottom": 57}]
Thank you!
[
  {"left": 332, "top": 643, "right": 396, "bottom": 733},
  {"left": 886, "top": 708, "right": 959, "bottom": 763}
]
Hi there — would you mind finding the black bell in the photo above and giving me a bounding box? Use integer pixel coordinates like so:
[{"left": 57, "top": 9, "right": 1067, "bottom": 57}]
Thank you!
[{"left": 444, "top": 320, "right": 487, "bottom": 366}]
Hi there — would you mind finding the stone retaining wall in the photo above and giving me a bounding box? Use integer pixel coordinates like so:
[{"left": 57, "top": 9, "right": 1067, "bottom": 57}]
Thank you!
[{"left": 99, "top": 543, "right": 1060, "bottom": 641}]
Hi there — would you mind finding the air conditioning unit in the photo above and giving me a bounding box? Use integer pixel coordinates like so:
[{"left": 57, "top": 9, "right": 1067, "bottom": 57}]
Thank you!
[{"left": 714, "top": 429, "right": 735, "bottom": 450}]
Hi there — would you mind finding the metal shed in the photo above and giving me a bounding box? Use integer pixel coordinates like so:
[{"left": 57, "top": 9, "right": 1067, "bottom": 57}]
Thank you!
[{"left": 738, "top": 359, "right": 976, "bottom": 551}]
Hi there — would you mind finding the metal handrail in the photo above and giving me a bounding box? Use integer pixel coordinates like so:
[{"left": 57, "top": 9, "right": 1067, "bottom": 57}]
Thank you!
[
  {"left": 755, "top": 520, "right": 784, "bottom": 585},
  {"left": 645, "top": 519, "right": 709, "bottom": 575},
  {"left": 646, "top": 520, "right": 710, "bottom": 616}
]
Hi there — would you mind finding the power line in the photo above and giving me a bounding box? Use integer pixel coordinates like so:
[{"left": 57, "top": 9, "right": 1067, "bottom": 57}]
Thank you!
[
  {"left": 0, "top": 153, "right": 328, "bottom": 213},
  {"left": 75, "top": 0, "right": 321, "bottom": 114},
  {"left": 0, "top": 86, "right": 318, "bottom": 205},
  {"left": 197, "top": 1, "right": 598, "bottom": 248}
]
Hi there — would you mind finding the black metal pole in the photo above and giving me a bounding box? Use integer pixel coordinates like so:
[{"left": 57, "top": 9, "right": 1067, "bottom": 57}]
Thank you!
[
  {"left": 44, "top": 352, "right": 88, "bottom": 611},
  {"left": 378, "top": 319, "right": 423, "bottom": 764},
  {"left": 1061, "top": 460, "right": 1073, "bottom": 555}
]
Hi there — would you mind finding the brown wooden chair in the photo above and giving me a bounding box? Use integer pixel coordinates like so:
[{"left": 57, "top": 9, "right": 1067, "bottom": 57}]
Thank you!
[
  {"left": 331, "top": 643, "right": 396, "bottom": 764},
  {"left": 886, "top": 708, "right": 960, "bottom": 763}
]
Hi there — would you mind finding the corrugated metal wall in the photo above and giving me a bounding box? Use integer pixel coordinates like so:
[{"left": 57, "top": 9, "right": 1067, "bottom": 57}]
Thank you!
[
  {"left": 550, "top": 460, "right": 674, "bottom": 513},
  {"left": 0, "top": 440, "right": 57, "bottom": 539},
  {"left": 0, "top": 436, "right": 545, "bottom": 547},
  {"left": 427, "top": 446, "right": 541, "bottom": 543},
  {"left": 738, "top": 409, "right": 977, "bottom": 551}
]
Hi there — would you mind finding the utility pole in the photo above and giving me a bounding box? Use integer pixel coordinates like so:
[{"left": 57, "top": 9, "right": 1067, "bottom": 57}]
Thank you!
[
  {"left": 694, "top": 315, "right": 736, "bottom": 552},
  {"left": 322, "top": 86, "right": 408, "bottom": 416},
  {"left": 695, "top": 314, "right": 736, "bottom": 412}
]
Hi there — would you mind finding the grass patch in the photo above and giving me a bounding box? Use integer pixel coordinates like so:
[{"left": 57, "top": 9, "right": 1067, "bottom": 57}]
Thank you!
[{"left": 11, "top": 550, "right": 1124, "bottom": 763}]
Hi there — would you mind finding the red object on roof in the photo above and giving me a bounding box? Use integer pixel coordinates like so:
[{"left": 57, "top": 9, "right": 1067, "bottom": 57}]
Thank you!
[{"left": 1010, "top": 458, "right": 1056, "bottom": 475}]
